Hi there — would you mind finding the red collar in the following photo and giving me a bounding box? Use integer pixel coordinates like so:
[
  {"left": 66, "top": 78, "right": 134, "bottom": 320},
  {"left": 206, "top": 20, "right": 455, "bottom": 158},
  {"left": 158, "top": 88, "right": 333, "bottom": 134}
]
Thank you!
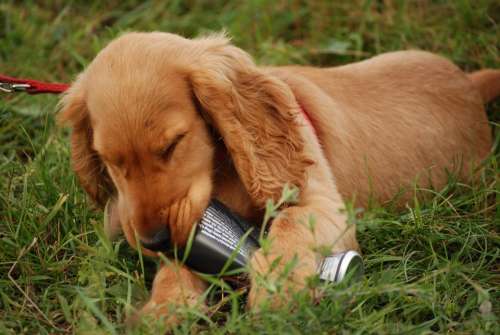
[{"left": 297, "top": 101, "right": 318, "bottom": 139}]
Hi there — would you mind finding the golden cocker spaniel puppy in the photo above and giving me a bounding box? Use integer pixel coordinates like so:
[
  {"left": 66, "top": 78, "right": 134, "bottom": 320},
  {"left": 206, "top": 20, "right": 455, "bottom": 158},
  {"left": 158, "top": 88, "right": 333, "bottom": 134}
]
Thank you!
[{"left": 59, "top": 32, "right": 497, "bottom": 323}]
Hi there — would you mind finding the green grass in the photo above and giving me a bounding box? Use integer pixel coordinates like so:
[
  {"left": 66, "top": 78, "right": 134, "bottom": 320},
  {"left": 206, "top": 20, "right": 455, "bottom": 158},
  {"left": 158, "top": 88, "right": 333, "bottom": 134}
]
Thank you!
[{"left": 1, "top": 1, "right": 499, "bottom": 334}]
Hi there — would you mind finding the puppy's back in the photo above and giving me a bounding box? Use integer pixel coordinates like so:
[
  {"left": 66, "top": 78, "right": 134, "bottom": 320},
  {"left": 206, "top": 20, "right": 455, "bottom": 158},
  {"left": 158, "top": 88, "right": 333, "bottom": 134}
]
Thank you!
[{"left": 273, "top": 51, "right": 492, "bottom": 206}]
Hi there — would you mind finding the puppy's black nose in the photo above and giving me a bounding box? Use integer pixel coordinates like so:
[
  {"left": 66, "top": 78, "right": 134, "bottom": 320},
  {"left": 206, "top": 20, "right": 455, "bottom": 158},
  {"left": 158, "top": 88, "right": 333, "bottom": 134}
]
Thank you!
[{"left": 140, "top": 227, "right": 170, "bottom": 252}]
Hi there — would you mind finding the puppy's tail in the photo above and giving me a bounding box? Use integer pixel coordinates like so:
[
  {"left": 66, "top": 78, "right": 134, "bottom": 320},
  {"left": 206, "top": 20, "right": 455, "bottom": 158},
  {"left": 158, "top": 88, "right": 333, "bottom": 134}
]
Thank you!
[{"left": 467, "top": 69, "right": 500, "bottom": 104}]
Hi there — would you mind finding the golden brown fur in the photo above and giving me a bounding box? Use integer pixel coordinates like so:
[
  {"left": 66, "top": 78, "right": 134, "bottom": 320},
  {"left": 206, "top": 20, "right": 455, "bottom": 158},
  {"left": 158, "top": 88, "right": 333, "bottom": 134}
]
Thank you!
[{"left": 59, "top": 32, "right": 497, "bottom": 324}]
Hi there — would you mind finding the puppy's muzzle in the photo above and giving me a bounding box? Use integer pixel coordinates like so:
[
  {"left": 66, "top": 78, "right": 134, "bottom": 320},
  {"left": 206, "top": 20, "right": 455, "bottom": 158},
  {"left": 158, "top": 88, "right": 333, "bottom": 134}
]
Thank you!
[{"left": 140, "top": 226, "right": 170, "bottom": 252}]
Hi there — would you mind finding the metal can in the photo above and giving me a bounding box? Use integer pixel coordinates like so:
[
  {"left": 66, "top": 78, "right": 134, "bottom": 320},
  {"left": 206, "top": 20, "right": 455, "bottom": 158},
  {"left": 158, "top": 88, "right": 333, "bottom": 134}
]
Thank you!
[{"left": 317, "top": 250, "right": 364, "bottom": 283}]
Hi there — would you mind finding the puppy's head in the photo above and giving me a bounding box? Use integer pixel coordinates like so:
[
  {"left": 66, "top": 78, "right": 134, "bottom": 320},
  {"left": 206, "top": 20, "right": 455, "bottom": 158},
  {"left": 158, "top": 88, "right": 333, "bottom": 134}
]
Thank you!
[{"left": 59, "top": 32, "right": 310, "bottom": 254}]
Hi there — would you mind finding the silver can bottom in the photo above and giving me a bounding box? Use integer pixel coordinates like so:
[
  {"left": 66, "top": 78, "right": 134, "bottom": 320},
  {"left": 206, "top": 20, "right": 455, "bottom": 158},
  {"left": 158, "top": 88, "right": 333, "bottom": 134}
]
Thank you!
[{"left": 317, "top": 250, "right": 364, "bottom": 283}]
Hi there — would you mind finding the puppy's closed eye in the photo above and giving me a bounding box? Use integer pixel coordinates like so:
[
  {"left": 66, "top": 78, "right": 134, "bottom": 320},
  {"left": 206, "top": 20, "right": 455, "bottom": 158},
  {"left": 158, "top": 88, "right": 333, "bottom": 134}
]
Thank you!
[{"left": 160, "top": 133, "right": 186, "bottom": 161}]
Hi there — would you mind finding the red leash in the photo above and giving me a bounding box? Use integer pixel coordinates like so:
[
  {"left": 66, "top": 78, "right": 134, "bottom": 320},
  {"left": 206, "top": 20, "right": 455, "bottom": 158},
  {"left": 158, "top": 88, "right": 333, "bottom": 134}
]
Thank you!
[{"left": 0, "top": 74, "right": 69, "bottom": 94}]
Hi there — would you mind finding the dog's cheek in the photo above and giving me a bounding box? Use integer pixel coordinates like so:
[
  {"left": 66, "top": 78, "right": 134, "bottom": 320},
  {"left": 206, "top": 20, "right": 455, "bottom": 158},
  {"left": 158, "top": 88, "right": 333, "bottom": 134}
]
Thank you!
[
  {"left": 104, "top": 199, "right": 123, "bottom": 241},
  {"left": 177, "top": 172, "right": 213, "bottom": 244}
]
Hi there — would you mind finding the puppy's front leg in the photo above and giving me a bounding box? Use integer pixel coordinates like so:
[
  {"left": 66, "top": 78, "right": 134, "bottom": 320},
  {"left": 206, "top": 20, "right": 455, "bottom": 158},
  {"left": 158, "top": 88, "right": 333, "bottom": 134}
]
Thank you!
[
  {"left": 248, "top": 199, "right": 358, "bottom": 309},
  {"left": 133, "top": 262, "right": 206, "bottom": 326}
]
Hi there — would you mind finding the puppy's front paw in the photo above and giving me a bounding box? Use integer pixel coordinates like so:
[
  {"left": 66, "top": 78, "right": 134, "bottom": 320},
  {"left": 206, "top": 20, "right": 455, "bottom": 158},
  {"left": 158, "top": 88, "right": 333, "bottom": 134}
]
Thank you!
[
  {"left": 247, "top": 245, "right": 317, "bottom": 310},
  {"left": 126, "top": 299, "right": 183, "bottom": 330},
  {"left": 127, "top": 264, "right": 207, "bottom": 330}
]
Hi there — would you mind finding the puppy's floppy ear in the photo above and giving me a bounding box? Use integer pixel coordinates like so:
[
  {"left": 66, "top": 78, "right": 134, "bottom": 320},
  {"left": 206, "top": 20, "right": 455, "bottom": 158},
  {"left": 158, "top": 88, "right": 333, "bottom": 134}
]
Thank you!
[
  {"left": 57, "top": 75, "right": 113, "bottom": 208},
  {"left": 188, "top": 35, "right": 312, "bottom": 207}
]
